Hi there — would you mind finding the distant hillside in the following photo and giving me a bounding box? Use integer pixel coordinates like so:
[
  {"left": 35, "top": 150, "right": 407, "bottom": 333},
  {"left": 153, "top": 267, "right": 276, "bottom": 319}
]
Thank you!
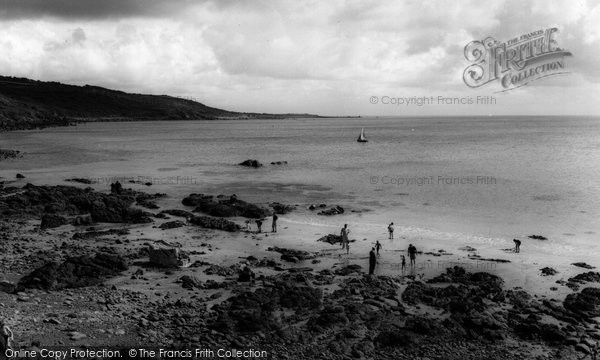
[{"left": 0, "top": 76, "right": 319, "bottom": 131}]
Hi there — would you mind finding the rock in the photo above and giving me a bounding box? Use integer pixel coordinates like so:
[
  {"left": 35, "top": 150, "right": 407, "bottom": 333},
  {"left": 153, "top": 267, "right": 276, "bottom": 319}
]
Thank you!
[
  {"left": 204, "top": 264, "right": 239, "bottom": 277},
  {"left": 0, "top": 184, "right": 156, "bottom": 224},
  {"left": 0, "top": 149, "right": 21, "bottom": 160},
  {"left": 267, "top": 247, "right": 316, "bottom": 262},
  {"left": 0, "top": 281, "right": 15, "bottom": 294},
  {"left": 270, "top": 161, "right": 288, "bottom": 165},
  {"left": 375, "top": 330, "right": 413, "bottom": 347},
  {"left": 18, "top": 252, "right": 128, "bottom": 290},
  {"left": 189, "top": 216, "right": 239, "bottom": 232},
  {"left": 16, "top": 173, "right": 25, "bottom": 179},
  {"left": 179, "top": 275, "right": 202, "bottom": 290},
  {"left": 458, "top": 246, "right": 477, "bottom": 252},
  {"left": 317, "top": 205, "right": 345, "bottom": 216},
  {"left": 334, "top": 265, "right": 363, "bottom": 276},
  {"left": 184, "top": 193, "right": 270, "bottom": 219},
  {"left": 564, "top": 287, "right": 600, "bottom": 319},
  {"left": 69, "top": 332, "right": 86, "bottom": 341},
  {"left": 40, "top": 214, "right": 68, "bottom": 229},
  {"left": 572, "top": 262, "right": 596, "bottom": 269},
  {"left": 575, "top": 343, "right": 591, "bottom": 354},
  {"left": 238, "top": 267, "right": 255, "bottom": 282},
  {"left": 528, "top": 235, "right": 547, "bottom": 240},
  {"left": 72, "top": 228, "right": 129, "bottom": 240},
  {"left": 568, "top": 272, "right": 600, "bottom": 284},
  {"left": 540, "top": 267, "right": 558, "bottom": 276},
  {"left": 148, "top": 246, "right": 188, "bottom": 268},
  {"left": 71, "top": 215, "right": 93, "bottom": 226},
  {"left": 269, "top": 202, "right": 295, "bottom": 215},
  {"left": 159, "top": 220, "right": 185, "bottom": 230},
  {"left": 317, "top": 234, "right": 343, "bottom": 245},
  {"left": 238, "top": 159, "right": 263, "bottom": 168}
]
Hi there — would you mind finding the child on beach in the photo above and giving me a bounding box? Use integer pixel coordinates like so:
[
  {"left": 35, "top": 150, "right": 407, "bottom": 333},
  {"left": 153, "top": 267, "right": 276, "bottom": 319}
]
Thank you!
[
  {"left": 346, "top": 241, "right": 350, "bottom": 255},
  {"left": 401, "top": 255, "right": 406, "bottom": 271},
  {"left": 244, "top": 219, "right": 251, "bottom": 231},
  {"left": 375, "top": 240, "right": 382, "bottom": 256},
  {"left": 256, "top": 219, "right": 263, "bottom": 233},
  {"left": 388, "top": 222, "right": 394, "bottom": 239},
  {"left": 341, "top": 224, "right": 349, "bottom": 250}
]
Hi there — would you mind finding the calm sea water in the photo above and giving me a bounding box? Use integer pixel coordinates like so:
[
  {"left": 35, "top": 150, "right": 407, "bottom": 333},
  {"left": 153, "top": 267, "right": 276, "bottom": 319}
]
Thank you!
[{"left": 1, "top": 116, "right": 599, "bottom": 257}]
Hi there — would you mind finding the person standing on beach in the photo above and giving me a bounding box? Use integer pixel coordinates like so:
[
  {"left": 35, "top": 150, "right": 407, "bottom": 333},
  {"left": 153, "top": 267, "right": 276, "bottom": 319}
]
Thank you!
[
  {"left": 401, "top": 255, "right": 406, "bottom": 271},
  {"left": 256, "top": 219, "right": 263, "bottom": 233},
  {"left": 272, "top": 213, "right": 278, "bottom": 233},
  {"left": 346, "top": 241, "right": 350, "bottom": 255},
  {"left": 369, "top": 247, "right": 377, "bottom": 275},
  {"left": 513, "top": 239, "right": 521, "bottom": 253},
  {"left": 375, "top": 240, "right": 382, "bottom": 256},
  {"left": 408, "top": 244, "right": 417, "bottom": 267},
  {"left": 341, "top": 224, "right": 349, "bottom": 250},
  {"left": 388, "top": 222, "right": 394, "bottom": 240}
]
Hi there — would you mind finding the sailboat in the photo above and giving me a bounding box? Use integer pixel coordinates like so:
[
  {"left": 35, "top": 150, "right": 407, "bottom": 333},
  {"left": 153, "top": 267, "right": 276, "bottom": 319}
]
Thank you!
[{"left": 357, "top": 127, "right": 368, "bottom": 143}]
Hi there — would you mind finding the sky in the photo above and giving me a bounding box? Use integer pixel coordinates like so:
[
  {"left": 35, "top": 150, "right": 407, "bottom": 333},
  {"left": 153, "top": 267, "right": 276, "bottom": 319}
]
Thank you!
[{"left": 0, "top": 0, "right": 599, "bottom": 116}]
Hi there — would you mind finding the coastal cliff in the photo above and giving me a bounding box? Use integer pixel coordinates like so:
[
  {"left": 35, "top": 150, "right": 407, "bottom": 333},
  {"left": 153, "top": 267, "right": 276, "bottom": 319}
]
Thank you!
[{"left": 0, "top": 76, "right": 318, "bottom": 131}]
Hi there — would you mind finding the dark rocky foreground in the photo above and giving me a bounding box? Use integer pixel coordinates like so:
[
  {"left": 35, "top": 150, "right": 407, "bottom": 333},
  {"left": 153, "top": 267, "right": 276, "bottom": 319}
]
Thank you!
[{"left": 1, "top": 183, "right": 599, "bottom": 360}]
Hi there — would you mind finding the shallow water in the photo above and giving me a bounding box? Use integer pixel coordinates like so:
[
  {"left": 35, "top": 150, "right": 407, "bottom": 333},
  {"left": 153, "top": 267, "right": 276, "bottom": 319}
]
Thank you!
[{"left": 1, "top": 116, "right": 599, "bottom": 259}]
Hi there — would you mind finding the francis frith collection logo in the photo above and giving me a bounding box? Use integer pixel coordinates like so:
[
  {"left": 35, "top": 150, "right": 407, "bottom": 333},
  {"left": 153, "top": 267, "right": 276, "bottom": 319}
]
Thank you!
[{"left": 463, "top": 28, "right": 572, "bottom": 91}]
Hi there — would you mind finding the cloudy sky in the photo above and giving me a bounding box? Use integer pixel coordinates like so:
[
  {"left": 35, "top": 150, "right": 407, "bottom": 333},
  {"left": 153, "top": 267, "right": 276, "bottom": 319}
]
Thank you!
[{"left": 0, "top": 0, "right": 598, "bottom": 116}]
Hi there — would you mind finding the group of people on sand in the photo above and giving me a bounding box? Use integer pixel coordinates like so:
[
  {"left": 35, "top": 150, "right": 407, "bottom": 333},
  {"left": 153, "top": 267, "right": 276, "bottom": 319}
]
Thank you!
[
  {"left": 339, "top": 222, "right": 417, "bottom": 276},
  {"left": 368, "top": 242, "right": 418, "bottom": 275},
  {"left": 245, "top": 213, "right": 278, "bottom": 233}
]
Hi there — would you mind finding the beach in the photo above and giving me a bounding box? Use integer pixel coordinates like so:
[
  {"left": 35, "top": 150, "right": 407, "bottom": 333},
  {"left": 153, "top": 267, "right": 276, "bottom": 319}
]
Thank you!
[{"left": 1, "top": 117, "right": 600, "bottom": 359}]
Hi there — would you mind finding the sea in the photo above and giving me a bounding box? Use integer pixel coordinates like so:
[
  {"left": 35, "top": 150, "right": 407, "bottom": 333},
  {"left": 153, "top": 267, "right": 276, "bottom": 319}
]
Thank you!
[{"left": 1, "top": 116, "right": 599, "bottom": 262}]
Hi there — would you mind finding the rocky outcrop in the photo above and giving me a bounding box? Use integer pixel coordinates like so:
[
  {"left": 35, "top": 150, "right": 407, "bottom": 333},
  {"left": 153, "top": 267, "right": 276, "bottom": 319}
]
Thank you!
[
  {"left": 183, "top": 193, "right": 270, "bottom": 218},
  {"left": 238, "top": 159, "right": 263, "bottom": 168},
  {"left": 269, "top": 202, "right": 296, "bottom": 214},
  {"left": 17, "top": 252, "right": 128, "bottom": 290},
  {"left": 540, "top": 267, "right": 558, "bottom": 276},
  {"left": 0, "top": 183, "right": 154, "bottom": 224},
  {"left": 572, "top": 262, "right": 596, "bottom": 269},
  {"left": 0, "top": 149, "right": 21, "bottom": 160},
  {"left": 158, "top": 220, "right": 185, "bottom": 230},
  {"left": 564, "top": 288, "right": 600, "bottom": 319},
  {"left": 267, "top": 247, "right": 316, "bottom": 263},
  {"left": 317, "top": 205, "right": 345, "bottom": 216},
  {"left": 189, "top": 216, "right": 239, "bottom": 232},
  {"left": 210, "top": 280, "right": 322, "bottom": 333},
  {"left": 72, "top": 228, "right": 129, "bottom": 240},
  {"left": 317, "top": 234, "right": 343, "bottom": 245}
]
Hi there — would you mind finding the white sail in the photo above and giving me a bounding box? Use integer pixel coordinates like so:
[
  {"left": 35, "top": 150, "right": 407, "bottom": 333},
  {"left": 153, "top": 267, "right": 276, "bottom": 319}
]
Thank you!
[{"left": 357, "top": 127, "right": 367, "bottom": 142}]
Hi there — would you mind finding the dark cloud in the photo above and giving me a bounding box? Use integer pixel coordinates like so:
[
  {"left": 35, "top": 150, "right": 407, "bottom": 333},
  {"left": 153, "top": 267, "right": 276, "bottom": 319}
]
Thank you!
[{"left": 0, "top": 0, "right": 198, "bottom": 19}]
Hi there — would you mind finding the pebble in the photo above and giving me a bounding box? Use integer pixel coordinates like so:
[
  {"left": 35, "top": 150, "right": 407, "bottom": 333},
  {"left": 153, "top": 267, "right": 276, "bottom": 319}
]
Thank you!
[{"left": 69, "top": 331, "right": 87, "bottom": 341}]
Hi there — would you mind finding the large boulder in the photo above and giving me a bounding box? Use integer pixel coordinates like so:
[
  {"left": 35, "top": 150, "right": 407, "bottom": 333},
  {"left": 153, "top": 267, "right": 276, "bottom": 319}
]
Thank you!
[
  {"left": 148, "top": 246, "right": 188, "bottom": 268},
  {"left": 40, "top": 214, "right": 67, "bottom": 229}
]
